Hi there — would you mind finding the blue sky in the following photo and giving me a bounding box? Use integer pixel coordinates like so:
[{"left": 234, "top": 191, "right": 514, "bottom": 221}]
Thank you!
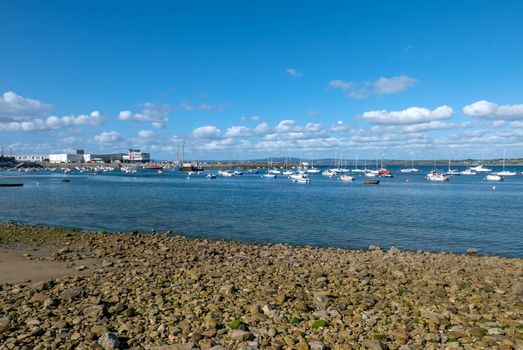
[{"left": 1, "top": 0, "right": 523, "bottom": 160}]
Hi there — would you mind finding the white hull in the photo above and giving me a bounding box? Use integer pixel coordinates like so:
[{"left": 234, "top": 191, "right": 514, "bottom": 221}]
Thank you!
[
  {"left": 426, "top": 171, "right": 449, "bottom": 182},
  {"left": 339, "top": 175, "right": 355, "bottom": 181},
  {"left": 400, "top": 168, "right": 419, "bottom": 173},
  {"left": 485, "top": 174, "right": 503, "bottom": 181}
]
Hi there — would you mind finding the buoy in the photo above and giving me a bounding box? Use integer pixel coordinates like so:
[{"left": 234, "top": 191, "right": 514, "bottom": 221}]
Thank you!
[{"left": 492, "top": 186, "right": 496, "bottom": 190}]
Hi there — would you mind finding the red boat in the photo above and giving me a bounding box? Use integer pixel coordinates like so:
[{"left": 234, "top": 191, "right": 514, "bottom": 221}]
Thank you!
[
  {"left": 378, "top": 168, "right": 393, "bottom": 177},
  {"left": 146, "top": 163, "right": 164, "bottom": 170}
]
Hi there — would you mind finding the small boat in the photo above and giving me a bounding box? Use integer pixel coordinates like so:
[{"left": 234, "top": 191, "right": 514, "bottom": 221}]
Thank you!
[
  {"left": 290, "top": 173, "right": 310, "bottom": 183},
  {"left": 485, "top": 173, "right": 504, "bottom": 181},
  {"left": 378, "top": 168, "right": 393, "bottom": 177},
  {"left": 364, "top": 178, "right": 380, "bottom": 185},
  {"left": 339, "top": 175, "right": 355, "bottom": 182},
  {"left": 62, "top": 179, "right": 71, "bottom": 183},
  {"left": 0, "top": 183, "right": 23, "bottom": 187},
  {"left": 498, "top": 150, "right": 517, "bottom": 176},
  {"left": 282, "top": 170, "right": 294, "bottom": 175},
  {"left": 306, "top": 168, "right": 321, "bottom": 174},
  {"left": 426, "top": 171, "right": 449, "bottom": 182},
  {"left": 262, "top": 173, "right": 277, "bottom": 179},
  {"left": 445, "top": 159, "right": 460, "bottom": 176},
  {"left": 322, "top": 170, "right": 336, "bottom": 177},
  {"left": 460, "top": 168, "right": 477, "bottom": 175},
  {"left": 218, "top": 170, "right": 234, "bottom": 177},
  {"left": 470, "top": 165, "right": 492, "bottom": 173},
  {"left": 206, "top": 173, "right": 216, "bottom": 179},
  {"left": 233, "top": 170, "right": 244, "bottom": 176}
]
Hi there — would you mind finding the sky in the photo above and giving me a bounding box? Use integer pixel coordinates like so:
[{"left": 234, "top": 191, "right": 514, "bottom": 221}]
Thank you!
[{"left": 1, "top": 0, "right": 523, "bottom": 161}]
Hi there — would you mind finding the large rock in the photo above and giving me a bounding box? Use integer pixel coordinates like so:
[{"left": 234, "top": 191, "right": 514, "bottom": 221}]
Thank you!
[
  {"left": 0, "top": 317, "right": 11, "bottom": 332},
  {"left": 60, "top": 287, "right": 84, "bottom": 300}
]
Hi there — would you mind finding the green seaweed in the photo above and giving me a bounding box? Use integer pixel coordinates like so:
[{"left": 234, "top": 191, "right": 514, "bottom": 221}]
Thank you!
[{"left": 311, "top": 319, "right": 328, "bottom": 329}]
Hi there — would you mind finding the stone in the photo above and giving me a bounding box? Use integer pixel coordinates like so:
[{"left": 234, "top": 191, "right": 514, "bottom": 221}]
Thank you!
[
  {"left": 510, "top": 281, "right": 523, "bottom": 298},
  {"left": 231, "top": 330, "right": 252, "bottom": 341},
  {"left": 0, "top": 317, "right": 11, "bottom": 332},
  {"left": 30, "top": 293, "right": 49, "bottom": 303},
  {"left": 98, "top": 332, "right": 120, "bottom": 349},
  {"left": 363, "top": 339, "right": 388, "bottom": 350},
  {"left": 466, "top": 248, "right": 478, "bottom": 254},
  {"left": 60, "top": 287, "right": 84, "bottom": 300},
  {"left": 468, "top": 327, "right": 486, "bottom": 337},
  {"left": 83, "top": 304, "right": 106, "bottom": 318},
  {"left": 91, "top": 324, "right": 110, "bottom": 336},
  {"left": 151, "top": 344, "right": 196, "bottom": 350},
  {"left": 308, "top": 340, "right": 326, "bottom": 350},
  {"left": 43, "top": 298, "right": 58, "bottom": 308},
  {"left": 312, "top": 293, "right": 331, "bottom": 310}
]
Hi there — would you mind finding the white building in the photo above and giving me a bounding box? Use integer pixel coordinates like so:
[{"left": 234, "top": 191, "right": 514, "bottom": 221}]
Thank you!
[
  {"left": 15, "top": 155, "right": 48, "bottom": 163},
  {"left": 122, "top": 149, "right": 150, "bottom": 163},
  {"left": 49, "top": 154, "right": 84, "bottom": 163}
]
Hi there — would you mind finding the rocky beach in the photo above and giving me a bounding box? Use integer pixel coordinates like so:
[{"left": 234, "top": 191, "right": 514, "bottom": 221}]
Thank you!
[{"left": 0, "top": 223, "right": 522, "bottom": 350}]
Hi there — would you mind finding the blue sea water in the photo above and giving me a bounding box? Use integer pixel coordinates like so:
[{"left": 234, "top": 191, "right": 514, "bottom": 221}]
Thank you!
[{"left": 1, "top": 166, "right": 522, "bottom": 258}]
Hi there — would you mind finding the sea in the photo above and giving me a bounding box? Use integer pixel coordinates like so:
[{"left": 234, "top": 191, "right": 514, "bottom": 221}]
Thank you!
[{"left": 1, "top": 166, "right": 522, "bottom": 258}]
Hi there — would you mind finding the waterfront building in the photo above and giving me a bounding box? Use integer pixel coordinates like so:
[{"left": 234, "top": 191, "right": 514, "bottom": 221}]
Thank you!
[
  {"left": 14, "top": 155, "right": 49, "bottom": 163},
  {"left": 49, "top": 153, "right": 84, "bottom": 163},
  {"left": 123, "top": 149, "right": 150, "bottom": 163}
]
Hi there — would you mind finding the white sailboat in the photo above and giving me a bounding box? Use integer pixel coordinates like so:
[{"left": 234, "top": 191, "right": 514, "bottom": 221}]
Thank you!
[
  {"left": 445, "top": 159, "right": 461, "bottom": 176},
  {"left": 497, "top": 150, "right": 517, "bottom": 176},
  {"left": 306, "top": 153, "right": 321, "bottom": 174},
  {"left": 263, "top": 158, "right": 277, "bottom": 178},
  {"left": 399, "top": 159, "right": 419, "bottom": 173},
  {"left": 351, "top": 156, "right": 365, "bottom": 173}
]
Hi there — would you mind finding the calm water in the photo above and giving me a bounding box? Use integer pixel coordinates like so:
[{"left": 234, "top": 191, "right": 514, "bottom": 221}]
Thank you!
[{"left": 1, "top": 166, "right": 522, "bottom": 258}]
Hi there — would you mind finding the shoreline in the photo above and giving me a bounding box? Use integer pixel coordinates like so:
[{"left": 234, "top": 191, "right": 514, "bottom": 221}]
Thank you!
[
  {"left": 2, "top": 220, "right": 521, "bottom": 260},
  {"left": 1, "top": 223, "right": 522, "bottom": 349}
]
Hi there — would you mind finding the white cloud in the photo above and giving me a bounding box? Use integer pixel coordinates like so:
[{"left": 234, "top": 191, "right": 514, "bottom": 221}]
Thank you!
[
  {"left": 285, "top": 68, "right": 302, "bottom": 78},
  {"left": 329, "top": 80, "right": 351, "bottom": 90},
  {"left": 255, "top": 122, "right": 269, "bottom": 134},
  {"left": 276, "top": 120, "right": 297, "bottom": 133},
  {"left": 463, "top": 100, "right": 523, "bottom": 120},
  {"left": 193, "top": 125, "right": 221, "bottom": 139},
  {"left": 119, "top": 102, "right": 170, "bottom": 128},
  {"left": 94, "top": 131, "right": 121, "bottom": 144},
  {"left": 138, "top": 130, "right": 154, "bottom": 138},
  {"left": 46, "top": 111, "right": 103, "bottom": 128},
  {"left": 360, "top": 105, "right": 453, "bottom": 125},
  {"left": 224, "top": 126, "right": 254, "bottom": 138},
  {"left": 330, "top": 121, "right": 353, "bottom": 132},
  {"left": 330, "top": 75, "right": 418, "bottom": 99},
  {"left": 0, "top": 91, "right": 52, "bottom": 122},
  {"left": 373, "top": 76, "right": 418, "bottom": 95},
  {"left": 401, "top": 121, "right": 456, "bottom": 133}
]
